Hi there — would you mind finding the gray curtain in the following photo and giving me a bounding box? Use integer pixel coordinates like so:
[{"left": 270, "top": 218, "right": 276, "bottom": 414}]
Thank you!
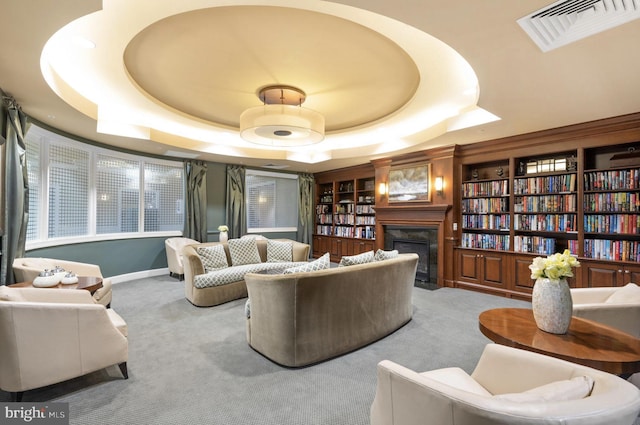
[
  {"left": 298, "top": 173, "right": 314, "bottom": 246},
  {"left": 1, "top": 95, "right": 29, "bottom": 285},
  {"left": 225, "top": 164, "right": 246, "bottom": 239},
  {"left": 184, "top": 160, "right": 207, "bottom": 242}
]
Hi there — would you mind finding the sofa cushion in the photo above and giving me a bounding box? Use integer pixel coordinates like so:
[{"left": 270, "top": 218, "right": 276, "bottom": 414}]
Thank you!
[
  {"left": 284, "top": 253, "right": 330, "bottom": 274},
  {"left": 228, "top": 238, "right": 261, "bottom": 266},
  {"left": 605, "top": 282, "right": 640, "bottom": 304},
  {"left": 338, "top": 250, "right": 374, "bottom": 267},
  {"left": 267, "top": 240, "right": 293, "bottom": 263},
  {"left": 375, "top": 249, "right": 399, "bottom": 261},
  {"left": 494, "top": 376, "right": 594, "bottom": 402},
  {"left": 197, "top": 245, "right": 229, "bottom": 272},
  {"left": 194, "top": 262, "right": 308, "bottom": 289}
]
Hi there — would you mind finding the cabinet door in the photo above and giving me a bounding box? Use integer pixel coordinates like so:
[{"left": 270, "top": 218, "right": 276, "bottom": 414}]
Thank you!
[
  {"left": 622, "top": 265, "right": 640, "bottom": 285},
  {"left": 481, "top": 253, "right": 507, "bottom": 288},
  {"left": 331, "top": 238, "right": 343, "bottom": 259},
  {"left": 457, "top": 250, "right": 481, "bottom": 285},
  {"left": 354, "top": 240, "right": 374, "bottom": 255},
  {"left": 583, "top": 262, "right": 619, "bottom": 287},
  {"left": 513, "top": 256, "right": 535, "bottom": 292}
]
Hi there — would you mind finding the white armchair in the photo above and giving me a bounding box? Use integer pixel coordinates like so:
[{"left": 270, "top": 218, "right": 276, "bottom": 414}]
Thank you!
[
  {"left": 12, "top": 257, "right": 113, "bottom": 307},
  {"left": 370, "top": 343, "right": 640, "bottom": 425},
  {"left": 0, "top": 286, "right": 128, "bottom": 402},
  {"left": 571, "top": 283, "right": 640, "bottom": 338},
  {"left": 165, "top": 237, "right": 199, "bottom": 280}
]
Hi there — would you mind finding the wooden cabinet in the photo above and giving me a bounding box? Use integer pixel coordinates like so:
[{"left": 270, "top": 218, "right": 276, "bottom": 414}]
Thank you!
[
  {"left": 313, "top": 234, "right": 375, "bottom": 262},
  {"left": 582, "top": 261, "right": 640, "bottom": 287},
  {"left": 455, "top": 249, "right": 509, "bottom": 294}
]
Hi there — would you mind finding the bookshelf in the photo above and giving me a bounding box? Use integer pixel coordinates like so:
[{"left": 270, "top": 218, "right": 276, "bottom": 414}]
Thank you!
[{"left": 313, "top": 166, "right": 376, "bottom": 261}]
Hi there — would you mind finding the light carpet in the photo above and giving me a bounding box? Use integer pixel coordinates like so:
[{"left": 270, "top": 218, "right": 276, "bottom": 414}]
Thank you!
[{"left": 2, "top": 275, "right": 638, "bottom": 425}]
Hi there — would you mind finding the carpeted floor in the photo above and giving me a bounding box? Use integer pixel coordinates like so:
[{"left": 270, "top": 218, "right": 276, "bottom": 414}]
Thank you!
[{"left": 2, "top": 276, "right": 638, "bottom": 424}]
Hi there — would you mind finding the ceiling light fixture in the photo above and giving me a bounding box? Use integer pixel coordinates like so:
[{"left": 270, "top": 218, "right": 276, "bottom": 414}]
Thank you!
[{"left": 240, "top": 85, "right": 325, "bottom": 147}]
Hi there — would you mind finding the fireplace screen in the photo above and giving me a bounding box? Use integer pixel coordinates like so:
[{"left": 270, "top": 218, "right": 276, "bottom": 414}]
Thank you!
[{"left": 393, "top": 239, "right": 430, "bottom": 282}]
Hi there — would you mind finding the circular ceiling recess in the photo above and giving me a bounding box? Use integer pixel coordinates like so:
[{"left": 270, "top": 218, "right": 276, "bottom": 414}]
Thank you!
[{"left": 123, "top": 6, "right": 420, "bottom": 133}]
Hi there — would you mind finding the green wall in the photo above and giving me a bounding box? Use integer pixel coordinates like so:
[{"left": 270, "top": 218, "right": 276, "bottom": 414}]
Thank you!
[{"left": 25, "top": 161, "right": 299, "bottom": 277}]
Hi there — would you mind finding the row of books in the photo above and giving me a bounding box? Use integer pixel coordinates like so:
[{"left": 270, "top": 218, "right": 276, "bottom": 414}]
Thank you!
[
  {"left": 355, "top": 226, "right": 375, "bottom": 239},
  {"left": 334, "top": 214, "right": 355, "bottom": 225},
  {"left": 513, "top": 194, "right": 576, "bottom": 213},
  {"left": 334, "top": 226, "right": 354, "bottom": 238},
  {"left": 513, "top": 236, "right": 556, "bottom": 255},
  {"left": 584, "top": 192, "right": 640, "bottom": 212},
  {"left": 513, "top": 173, "right": 576, "bottom": 195},
  {"left": 584, "top": 169, "right": 640, "bottom": 191},
  {"left": 462, "top": 179, "right": 509, "bottom": 197},
  {"left": 583, "top": 214, "right": 640, "bottom": 234},
  {"left": 462, "top": 197, "right": 509, "bottom": 214},
  {"left": 461, "top": 214, "right": 510, "bottom": 230},
  {"left": 355, "top": 216, "right": 376, "bottom": 225},
  {"left": 335, "top": 203, "right": 354, "bottom": 214},
  {"left": 514, "top": 214, "right": 577, "bottom": 232},
  {"left": 316, "top": 204, "right": 331, "bottom": 214},
  {"left": 316, "top": 225, "right": 332, "bottom": 236},
  {"left": 584, "top": 239, "right": 640, "bottom": 262},
  {"left": 460, "top": 233, "right": 510, "bottom": 250},
  {"left": 356, "top": 205, "right": 375, "bottom": 214},
  {"left": 316, "top": 214, "right": 332, "bottom": 224}
]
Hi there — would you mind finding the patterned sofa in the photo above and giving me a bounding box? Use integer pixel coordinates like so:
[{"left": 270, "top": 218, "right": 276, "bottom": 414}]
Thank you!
[{"left": 182, "top": 238, "right": 310, "bottom": 307}]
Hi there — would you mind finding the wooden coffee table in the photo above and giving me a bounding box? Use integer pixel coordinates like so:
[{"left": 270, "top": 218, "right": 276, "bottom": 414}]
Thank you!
[
  {"left": 479, "top": 307, "right": 640, "bottom": 376},
  {"left": 11, "top": 276, "right": 103, "bottom": 294}
]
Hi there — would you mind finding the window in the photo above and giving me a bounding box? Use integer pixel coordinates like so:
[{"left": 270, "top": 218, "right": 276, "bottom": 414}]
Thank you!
[
  {"left": 25, "top": 124, "right": 185, "bottom": 248},
  {"left": 246, "top": 170, "right": 298, "bottom": 233}
]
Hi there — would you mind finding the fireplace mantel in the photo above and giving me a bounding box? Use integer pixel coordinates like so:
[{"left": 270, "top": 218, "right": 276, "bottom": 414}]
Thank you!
[{"left": 375, "top": 204, "right": 451, "bottom": 223}]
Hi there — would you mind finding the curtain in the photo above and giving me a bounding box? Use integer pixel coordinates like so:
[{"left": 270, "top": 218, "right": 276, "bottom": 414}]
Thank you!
[
  {"left": 1, "top": 95, "right": 29, "bottom": 285},
  {"left": 184, "top": 160, "right": 207, "bottom": 242},
  {"left": 225, "top": 164, "right": 246, "bottom": 239},
  {"left": 298, "top": 173, "right": 314, "bottom": 247}
]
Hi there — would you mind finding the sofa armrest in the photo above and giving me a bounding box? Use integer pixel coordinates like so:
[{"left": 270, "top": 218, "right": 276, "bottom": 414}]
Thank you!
[
  {"left": 290, "top": 240, "right": 310, "bottom": 261},
  {"left": 10, "top": 287, "right": 97, "bottom": 304},
  {"left": 570, "top": 287, "right": 616, "bottom": 304}
]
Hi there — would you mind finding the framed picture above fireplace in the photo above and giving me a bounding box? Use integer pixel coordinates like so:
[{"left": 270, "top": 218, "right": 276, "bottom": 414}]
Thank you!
[{"left": 388, "top": 163, "right": 432, "bottom": 202}]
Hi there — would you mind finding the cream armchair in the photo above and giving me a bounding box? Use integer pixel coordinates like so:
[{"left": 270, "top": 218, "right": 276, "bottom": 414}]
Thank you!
[
  {"left": 165, "top": 237, "right": 199, "bottom": 280},
  {"left": 0, "top": 286, "right": 128, "bottom": 402},
  {"left": 571, "top": 283, "right": 640, "bottom": 337},
  {"left": 370, "top": 343, "right": 640, "bottom": 425},
  {"left": 13, "top": 257, "right": 112, "bottom": 307}
]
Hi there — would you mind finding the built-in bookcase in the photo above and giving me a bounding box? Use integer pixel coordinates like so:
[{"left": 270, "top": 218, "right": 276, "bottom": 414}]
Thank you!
[
  {"left": 583, "top": 143, "right": 640, "bottom": 262},
  {"left": 460, "top": 160, "right": 510, "bottom": 251}
]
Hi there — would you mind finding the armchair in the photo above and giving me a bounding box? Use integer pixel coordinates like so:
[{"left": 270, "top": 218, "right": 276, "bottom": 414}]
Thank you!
[
  {"left": 0, "top": 286, "right": 128, "bottom": 402},
  {"left": 165, "top": 237, "right": 199, "bottom": 280},
  {"left": 12, "top": 257, "right": 112, "bottom": 307},
  {"left": 371, "top": 343, "right": 640, "bottom": 425},
  {"left": 571, "top": 283, "right": 640, "bottom": 338}
]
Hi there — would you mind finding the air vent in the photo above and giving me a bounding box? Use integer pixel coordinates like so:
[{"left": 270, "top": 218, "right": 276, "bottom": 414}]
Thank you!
[{"left": 518, "top": 0, "right": 640, "bottom": 52}]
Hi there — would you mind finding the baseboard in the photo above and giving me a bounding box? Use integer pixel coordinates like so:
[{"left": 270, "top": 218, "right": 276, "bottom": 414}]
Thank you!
[{"left": 110, "top": 268, "right": 169, "bottom": 284}]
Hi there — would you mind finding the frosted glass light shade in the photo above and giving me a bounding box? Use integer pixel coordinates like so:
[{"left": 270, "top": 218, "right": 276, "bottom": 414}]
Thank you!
[{"left": 240, "top": 104, "right": 325, "bottom": 147}]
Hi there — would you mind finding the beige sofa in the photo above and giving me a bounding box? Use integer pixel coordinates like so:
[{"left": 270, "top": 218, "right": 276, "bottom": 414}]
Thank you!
[
  {"left": 183, "top": 238, "right": 310, "bottom": 307},
  {"left": 571, "top": 283, "right": 640, "bottom": 338},
  {"left": 0, "top": 286, "right": 128, "bottom": 402},
  {"left": 371, "top": 343, "right": 640, "bottom": 425},
  {"left": 12, "top": 257, "right": 113, "bottom": 307},
  {"left": 244, "top": 253, "right": 419, "bottom": 367}
]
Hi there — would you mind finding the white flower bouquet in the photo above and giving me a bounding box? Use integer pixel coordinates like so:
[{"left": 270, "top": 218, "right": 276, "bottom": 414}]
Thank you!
[{"left": 529, "top": 249, "right": 580, "bottom": 281}]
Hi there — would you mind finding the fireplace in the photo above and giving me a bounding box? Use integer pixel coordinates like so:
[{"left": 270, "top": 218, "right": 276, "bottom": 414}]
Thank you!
[{"left": 384, "top": 226, "right": 438, "bottom": 290}]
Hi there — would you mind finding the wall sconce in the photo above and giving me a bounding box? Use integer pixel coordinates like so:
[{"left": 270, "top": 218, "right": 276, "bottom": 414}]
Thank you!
[
  {"left": 434, "top": 176, "right": 444, "bottom": 196},
  {"left": 378, "top": 182, "right": 388, "bottom": 196}
]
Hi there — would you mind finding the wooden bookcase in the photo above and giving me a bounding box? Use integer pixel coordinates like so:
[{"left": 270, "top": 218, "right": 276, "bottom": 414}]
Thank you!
[
  {"left": 454, "top": 114, "right": 640, "bottom": 298},
  {"left": 313, "top": 165, "right": 376, "bottom": 261}
]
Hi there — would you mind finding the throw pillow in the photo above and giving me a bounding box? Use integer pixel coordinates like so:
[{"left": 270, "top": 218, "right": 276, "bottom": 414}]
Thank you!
[
  {"left": 374, "top": 249, "right": 399, "bottom": 261},
  {"left": 494, "top": 376, "right": 594, "bottom": 403},
  {"left": 338, "top": 250, "right": 374, "bottom": 267},
  {"left": 267, "top": 240, "right": 293, "bottom": 262},
  {"left": 228, "top": 238, "right": 262, "bottom": 266},
  {"left": 284, "top": 252, "right": 330, "bottom": 274},
  {"left": 605, "top": 282, "right": 640, "bottom": 304},
  {"left": 196, "top": 245, "right": 229, "bottom": 272}
]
